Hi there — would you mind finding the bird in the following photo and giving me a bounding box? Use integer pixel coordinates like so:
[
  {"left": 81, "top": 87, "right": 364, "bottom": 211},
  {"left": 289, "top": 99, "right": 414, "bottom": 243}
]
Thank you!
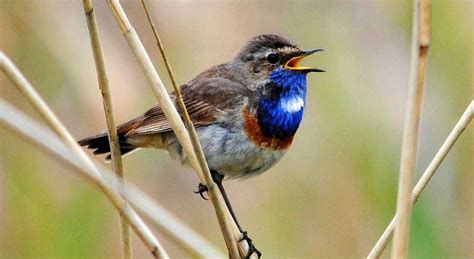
[{"left": 79, "top": 34, "right": 324, "bottom": 258}]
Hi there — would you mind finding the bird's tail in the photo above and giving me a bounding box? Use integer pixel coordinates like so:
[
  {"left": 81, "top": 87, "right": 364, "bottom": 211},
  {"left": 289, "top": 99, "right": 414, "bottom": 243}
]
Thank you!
[{"left": 78, "top": 132, "right": 138, "bottom": 161}]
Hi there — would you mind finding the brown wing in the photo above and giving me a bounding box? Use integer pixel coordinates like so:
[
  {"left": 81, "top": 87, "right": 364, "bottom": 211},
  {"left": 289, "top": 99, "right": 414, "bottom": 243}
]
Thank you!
[
  {"left": 118, "top": 95, "right": 223, "bottom": 136},
  {"left": 117, "top": 69, "right": 249, "bottom": 137}
]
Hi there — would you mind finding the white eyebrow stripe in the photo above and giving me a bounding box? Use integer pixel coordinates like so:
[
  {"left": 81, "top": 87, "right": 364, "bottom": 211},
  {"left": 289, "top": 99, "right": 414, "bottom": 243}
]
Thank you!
[{"left": 280, "top": 96, "right": 304, "bottom": 113}]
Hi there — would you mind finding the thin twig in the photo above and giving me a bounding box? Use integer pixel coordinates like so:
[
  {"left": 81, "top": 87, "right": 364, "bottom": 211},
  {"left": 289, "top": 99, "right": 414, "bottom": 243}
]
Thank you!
[
  {"left": 0, "top": 100, "right": 225, "bottom": 258},
  {"left": 139, "top": 0, "right": 179, "bottom": 96},
  {"left": 81, "top": 1, "right": 132, "bottom": 257},
  {"left": 106, "top": 0, "right": 241, "bottom": 257},
  {"left": 391, "top": 0, "right": 430, "bottom": 257},
  {"left": 368, "top": 101, "right": 473, "bottom": 258},
  {"left": 0, "top": 53, "right": 168, "bottom": 259},
  {"left": 139, "top": 0, "right": 250, "bottom": 257}
]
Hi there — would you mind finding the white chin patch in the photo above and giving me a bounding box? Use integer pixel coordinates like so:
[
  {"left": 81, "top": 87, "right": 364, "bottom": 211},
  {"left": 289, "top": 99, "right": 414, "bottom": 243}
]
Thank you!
[{"left": 280, "top": 96, "right": 304, "bottom": 113}]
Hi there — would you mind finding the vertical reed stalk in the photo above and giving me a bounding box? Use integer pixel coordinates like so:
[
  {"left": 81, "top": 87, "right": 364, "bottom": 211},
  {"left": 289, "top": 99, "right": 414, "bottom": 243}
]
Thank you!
[
  {"left": 368, "top": 101, "right": 473, "bottom": 258},
  {"left": 105, "top": 0, "right": 241, "bottom": 257},
  {"left": 0, "top": 53, "right": 168, "bottom": 258},
  {"left": 391, "top": 0, "right": 430, "bottom": 257},
  {"left": 81, "top": 1, "right": 132, "bottom": 257}
]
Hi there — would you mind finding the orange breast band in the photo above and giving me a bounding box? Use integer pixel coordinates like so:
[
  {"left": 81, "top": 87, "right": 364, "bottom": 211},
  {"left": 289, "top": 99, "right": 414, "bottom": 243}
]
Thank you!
[{"left": 242, "top": 105, "right": 294, "bottom": 150}]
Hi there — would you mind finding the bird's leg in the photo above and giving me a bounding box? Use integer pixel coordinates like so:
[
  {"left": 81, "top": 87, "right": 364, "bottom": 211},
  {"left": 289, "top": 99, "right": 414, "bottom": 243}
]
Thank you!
[
  {"left": 193, "top": 170, "right": 261, "bottom": 258},
  {"left": 209, "top": 171, "right": 243, "bottom": 230},
  {"left": 193, "top": 172, "right": 243, "bottom": 227},
  {"left": 210, "top": 170, "right": 262, "bottom": 259}
]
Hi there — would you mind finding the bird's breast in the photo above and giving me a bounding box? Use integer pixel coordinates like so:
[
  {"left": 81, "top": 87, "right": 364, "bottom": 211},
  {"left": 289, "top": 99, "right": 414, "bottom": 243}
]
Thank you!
[
  {"left": 242, "top": 70, "right": 308, "bottom": 150},
  {"left": 242, "top": 105, "right": 295, "bottom": 150}
]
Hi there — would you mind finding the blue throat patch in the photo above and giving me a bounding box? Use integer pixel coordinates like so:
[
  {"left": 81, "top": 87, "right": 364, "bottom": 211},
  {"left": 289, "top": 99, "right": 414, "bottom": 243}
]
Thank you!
[{"left": 257, "top": 68, "right": 308, "bottom": 139}]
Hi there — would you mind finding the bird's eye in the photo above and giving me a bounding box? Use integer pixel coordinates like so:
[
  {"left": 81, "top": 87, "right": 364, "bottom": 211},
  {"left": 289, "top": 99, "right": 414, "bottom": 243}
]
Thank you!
[{"left": 266, "top": 53, "right": 280, "bottom": 64}]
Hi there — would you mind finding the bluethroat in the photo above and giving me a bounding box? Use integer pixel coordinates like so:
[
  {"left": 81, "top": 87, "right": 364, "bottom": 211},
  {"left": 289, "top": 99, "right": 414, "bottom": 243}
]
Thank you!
[{"left": 79, "top": 34, "right": 324, "bottom": 258}]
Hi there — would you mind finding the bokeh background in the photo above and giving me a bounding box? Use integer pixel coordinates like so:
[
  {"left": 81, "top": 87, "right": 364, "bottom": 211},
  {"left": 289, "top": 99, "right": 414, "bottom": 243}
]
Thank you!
[{"left": 0, "top": 0, "right": 472, "bottom": 258}]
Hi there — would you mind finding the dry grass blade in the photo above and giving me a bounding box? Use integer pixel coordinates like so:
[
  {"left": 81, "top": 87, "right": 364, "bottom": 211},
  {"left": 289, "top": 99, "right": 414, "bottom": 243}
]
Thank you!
[
  {"left": 106, "top": 0, "right": 241, "bottom": 257},
  {"left": 391, "top": 0, "right": 430, "bottom": 257},
  {"left": 368, "top": 101, "right": 473, "bottom": 258},
  {"left": 81, "top": 0, "right": 132, "bottom": 257},
  {"left": 0, "top": 100, "right": 225, "bottom": 258},
  {"left": 0, "top": 53, "right": 168, "bottom": 259}
]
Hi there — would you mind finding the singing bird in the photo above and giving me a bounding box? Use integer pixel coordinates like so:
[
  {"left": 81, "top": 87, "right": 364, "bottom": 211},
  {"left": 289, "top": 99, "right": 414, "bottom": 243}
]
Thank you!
[{"left": 79, "top": 34, "right": 324, "bottom": 257}]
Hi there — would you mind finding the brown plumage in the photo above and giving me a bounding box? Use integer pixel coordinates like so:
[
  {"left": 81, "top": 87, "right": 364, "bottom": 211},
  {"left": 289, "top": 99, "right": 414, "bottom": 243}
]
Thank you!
[{"left": 78, "top": 64, "right": 249, "bottom": 159}]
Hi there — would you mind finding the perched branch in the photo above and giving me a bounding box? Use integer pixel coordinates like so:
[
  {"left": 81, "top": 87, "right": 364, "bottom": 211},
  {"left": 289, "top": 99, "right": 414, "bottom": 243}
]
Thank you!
[
  {"left": 106, "top": 0, "right": 242, "bottom": 257},
  {"left": 0, "top": 53, "right": 168, "bottom": 259},
  {"left": 391, "top": 0, "right": 430, "bottom": 257},
  {"left": 0, "top": 99, "right": 225, "bottom": 258},
  {"left": 368, "top": 101, "right": 473, "bottom": 258},
  {"left": 81, "top": 1, "right": 132, "bottom": 257},
  {"left": 139, "top": 0, "right": 252, "bottom": 257}
]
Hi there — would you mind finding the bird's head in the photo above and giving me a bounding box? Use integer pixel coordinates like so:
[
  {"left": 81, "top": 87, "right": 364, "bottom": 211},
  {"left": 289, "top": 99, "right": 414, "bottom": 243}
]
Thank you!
[
  {"left": 233, "top": 35, "right": 323, "bottom": 140},
  {"left": 234, "top": 34, "right": 324, "bottom": 87}
]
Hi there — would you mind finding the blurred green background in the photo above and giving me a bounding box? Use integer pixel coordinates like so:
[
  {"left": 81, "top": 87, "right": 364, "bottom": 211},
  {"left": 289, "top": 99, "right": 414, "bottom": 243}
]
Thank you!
[{"left": 0, "top": 0, "right": 472, "bottom": 258}]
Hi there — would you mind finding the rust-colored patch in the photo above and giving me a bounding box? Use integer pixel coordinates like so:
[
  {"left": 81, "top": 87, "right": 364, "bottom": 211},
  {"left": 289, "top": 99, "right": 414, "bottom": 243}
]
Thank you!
[{"left": 242, "top": 105, "right": 294, "bottom": 150}]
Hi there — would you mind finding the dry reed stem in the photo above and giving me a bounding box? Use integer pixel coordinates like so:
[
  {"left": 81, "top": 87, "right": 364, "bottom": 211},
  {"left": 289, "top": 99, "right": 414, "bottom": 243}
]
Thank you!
[
  {"left": 106, "top": 0, "right": 241, "bottom": 257},
  {"left": 391, "top": 0, "right": 430, "bottom": 257},
  {"left": 0, "top": 100, "right": 225, "bottom": 258},
  {"left": 139, "top": 0, "right": 250, "bottom": 257},
  {"left": 0, "top": 53, "right": 168, "bottom": 259},
  {"left": 368, "top": 101, "right": 473, "bottom": 258},
  {"left": 81, "top": 1, "right": 132, "bottom": 257},
  {"left": 105, "top": 0, "right": 202, "bottom": 182}
]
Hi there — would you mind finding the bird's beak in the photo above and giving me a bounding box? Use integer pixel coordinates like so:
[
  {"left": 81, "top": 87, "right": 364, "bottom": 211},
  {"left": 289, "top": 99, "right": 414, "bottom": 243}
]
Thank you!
[{"left": 284, "top": 49, "right": 325, "bottom": 73}]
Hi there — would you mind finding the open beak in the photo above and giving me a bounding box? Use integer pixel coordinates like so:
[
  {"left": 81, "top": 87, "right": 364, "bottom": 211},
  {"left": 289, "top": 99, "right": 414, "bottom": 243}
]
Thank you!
[{"left": 284, "top": 49, "right": 325, "bottom": 73}]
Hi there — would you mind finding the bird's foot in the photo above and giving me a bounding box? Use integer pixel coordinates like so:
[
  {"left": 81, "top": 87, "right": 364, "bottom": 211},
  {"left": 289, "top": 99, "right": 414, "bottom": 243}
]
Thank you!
[
  {"left": 194, "top": 171, "right": 224, "bottom": 200},
  {"left": 239, "top": 231, "right": 262, "bottom": 259},
  {"left": 193, "top": 183, "right": 209, "bottom": 200}
]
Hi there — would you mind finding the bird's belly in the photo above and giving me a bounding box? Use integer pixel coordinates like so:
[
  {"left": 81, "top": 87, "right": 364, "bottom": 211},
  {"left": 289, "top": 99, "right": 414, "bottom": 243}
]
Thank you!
[{"left": 163, "top": 124, "right": 287, "bottom": 179}]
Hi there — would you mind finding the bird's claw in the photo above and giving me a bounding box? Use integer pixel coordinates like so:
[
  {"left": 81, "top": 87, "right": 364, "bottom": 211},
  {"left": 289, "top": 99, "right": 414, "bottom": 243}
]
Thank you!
[
  {"left": 193, "top": 183, "right": 209, "bottom": 200},
  {"left": 195, "top": 175, "right": 261, "bottom": 258},
  {"left": 239, "top": 231, "right": 262, "bottom": 258}
]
